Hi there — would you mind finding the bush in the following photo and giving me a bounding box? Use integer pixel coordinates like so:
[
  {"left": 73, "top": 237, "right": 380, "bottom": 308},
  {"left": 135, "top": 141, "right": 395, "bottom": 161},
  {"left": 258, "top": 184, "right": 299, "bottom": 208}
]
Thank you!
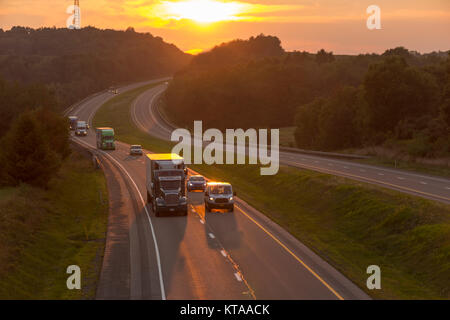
[{"left": 1, "top": 112, "right": 61, "bottom": 188}]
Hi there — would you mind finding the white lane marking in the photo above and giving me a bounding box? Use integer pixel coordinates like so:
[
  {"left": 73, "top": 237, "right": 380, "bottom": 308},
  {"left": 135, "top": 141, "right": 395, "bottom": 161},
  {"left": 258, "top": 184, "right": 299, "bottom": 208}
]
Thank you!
[
  {"left": 314, "top": 161, "right": 319, "bottom": 163},
  {"left": 397, "top": 177, "right": 405, "bottom": 180},
  {"left": 420, "top": 182, "right": 428, "bottom": 185},
  {"left": 343, "top": 166, "right": 349, "bottom": 169},
  {"left": 208, "top": 233, "right": 215, "bottom": 239},
  {"left": 446, "top": 187, "right": 450, "bottom": 190},
  {"left": 200, "top": 219, "right": 205, "bottom": 225},
  {"left": 132, "top": 87, "right": 167, "bottom": 134},
  {"left": 378, "top": 173, "right": 385, "bottom": 176},
  {"left": 73, "top": 137, "right": 167, "bottom": 300},
  {"left": 187, "top": 200, "right": 255, "bottom": 298}
]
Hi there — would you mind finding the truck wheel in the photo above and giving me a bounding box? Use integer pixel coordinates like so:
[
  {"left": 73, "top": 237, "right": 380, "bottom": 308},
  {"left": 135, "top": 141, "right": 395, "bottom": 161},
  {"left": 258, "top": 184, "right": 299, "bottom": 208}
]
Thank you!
[
  {"left": 153, "top": 201, "right": 160, "bottom": 217},
  {"left": 152, "top": 201, "right": 161, "bottom": 217},
  {"left": 147, "top": 191, "right": 152, "bottom": 204},
  {"left": 229, "top": 205, "right": 234, "bottom": 212}
]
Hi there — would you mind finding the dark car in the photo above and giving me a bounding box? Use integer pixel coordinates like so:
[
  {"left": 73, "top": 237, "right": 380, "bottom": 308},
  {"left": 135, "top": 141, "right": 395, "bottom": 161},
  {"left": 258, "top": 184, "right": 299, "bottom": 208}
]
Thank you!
[{"left": 187, "top": 175, "right": 206, "bottom": 192}]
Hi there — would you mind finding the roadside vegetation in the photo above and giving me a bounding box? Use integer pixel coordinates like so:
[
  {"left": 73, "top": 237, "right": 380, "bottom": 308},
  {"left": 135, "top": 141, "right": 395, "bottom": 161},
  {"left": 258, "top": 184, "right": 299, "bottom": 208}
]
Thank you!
[
  {"left": 0, "top": 26, "right": 190, "bottom": 111},
  {"left": 0, "top": 79, "right": 71, "bottom": 188},
  {"left": 166, "top": 36, "right": 450, "bottom": 163},
  {"left": 93, "top": 82, "right": 170, "bottom": 152},
  {"left": 0, "top": 72, "right": 109, "bottom": 299},
  {"left": 0, "top": 148, "right": 108, "bottom": 299},
  {"left": 94, "top": 83, "right": 450, "bottom": 300}
]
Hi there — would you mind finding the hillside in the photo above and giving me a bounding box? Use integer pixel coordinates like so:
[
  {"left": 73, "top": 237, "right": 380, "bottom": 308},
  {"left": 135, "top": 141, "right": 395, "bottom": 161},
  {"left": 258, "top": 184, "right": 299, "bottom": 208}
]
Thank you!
[
  {"left": 165, "top": 36, "right": 449, "bottom": 158},
  {"left": 0, "top": 26, "right": 191, "bottom": 110}
]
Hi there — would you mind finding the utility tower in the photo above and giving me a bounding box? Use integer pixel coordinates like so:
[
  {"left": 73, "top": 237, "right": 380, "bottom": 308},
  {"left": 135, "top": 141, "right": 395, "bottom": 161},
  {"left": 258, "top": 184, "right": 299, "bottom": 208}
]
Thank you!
[{"left": 73, "top": 0, "right": 81, "bottom": 29}]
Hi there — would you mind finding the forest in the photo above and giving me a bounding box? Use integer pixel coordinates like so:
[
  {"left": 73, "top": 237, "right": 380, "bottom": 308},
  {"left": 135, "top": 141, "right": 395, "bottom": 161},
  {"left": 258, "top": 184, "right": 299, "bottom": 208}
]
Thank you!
[
  {"left": 0, "top": 26, "right": 190, "bottom": 111},
  {"left": 165, "top": 36, "right": 450, "bottom": 157},
  {"left": 0, "top": 26, "right": 191, "bottom": 187}
]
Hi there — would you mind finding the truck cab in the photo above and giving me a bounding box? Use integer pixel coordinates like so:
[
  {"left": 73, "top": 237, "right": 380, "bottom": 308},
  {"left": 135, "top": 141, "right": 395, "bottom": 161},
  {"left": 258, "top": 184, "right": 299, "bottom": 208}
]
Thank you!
[
  {"left": 75, "top": 121, "right": 88, "bottom": 136},
  {"left": 146, "top": 154, "right": 188, "bottom": 217},
  {"left": 96, "top": 127, "right": 116, "bottom": 150},
  {"left": 68, "top": 116, "right": 78, "bottom": 130}
]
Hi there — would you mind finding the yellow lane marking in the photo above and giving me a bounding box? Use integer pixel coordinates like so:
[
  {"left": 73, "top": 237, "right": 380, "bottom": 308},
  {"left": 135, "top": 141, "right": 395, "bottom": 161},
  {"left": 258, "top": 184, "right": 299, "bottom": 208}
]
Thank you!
[{"left": 236, "top": 205, "right": 345, "bottom": 300}]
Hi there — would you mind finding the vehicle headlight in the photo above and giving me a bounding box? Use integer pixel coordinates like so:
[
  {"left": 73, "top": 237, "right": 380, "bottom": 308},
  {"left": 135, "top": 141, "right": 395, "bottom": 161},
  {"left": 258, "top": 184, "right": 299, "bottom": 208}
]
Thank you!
[
  {"left": 209, "top": 197, "right": 214, "bottom": 201},
  {"left": 189, "top": 182, "right": 193, "bottom": 186},
  {"left": 229, "top": 197, "right": 233, "bottom": 201}
]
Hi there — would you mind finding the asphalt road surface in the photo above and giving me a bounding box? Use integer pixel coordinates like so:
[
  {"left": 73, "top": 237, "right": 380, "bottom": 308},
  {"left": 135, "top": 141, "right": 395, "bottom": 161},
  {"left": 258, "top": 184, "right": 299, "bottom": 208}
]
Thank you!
[
  {"left": 69, "top": 80, "right": 370, "bottom": 300},
  {"left": 132, "top": 83, "right": 450, "bottom": 205}
]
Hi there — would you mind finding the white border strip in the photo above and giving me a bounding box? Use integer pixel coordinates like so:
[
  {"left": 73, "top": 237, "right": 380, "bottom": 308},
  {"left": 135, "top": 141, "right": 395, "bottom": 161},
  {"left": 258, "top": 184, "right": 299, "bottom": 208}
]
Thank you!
[{"left": 74, "top": 137, "right": 166, "bottom": 300}]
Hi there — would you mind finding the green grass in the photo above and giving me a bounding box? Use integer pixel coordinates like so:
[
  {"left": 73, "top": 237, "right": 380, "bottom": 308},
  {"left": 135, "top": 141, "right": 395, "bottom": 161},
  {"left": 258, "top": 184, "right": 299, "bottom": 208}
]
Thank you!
[
  {"left": 354, "top": 157, "right": 450, "bottom": 179},
  {"left": 0, "top": 149, "right": 108, "bottom": 299},
  {"left": 93, "top": 82, "right": 172, "bottom": 153},
  {"left": 281, "top": 128, "right": 450, "bottom": 177},
  {"left": 93, "top": 84, "right": 450, "bottom": 300}
]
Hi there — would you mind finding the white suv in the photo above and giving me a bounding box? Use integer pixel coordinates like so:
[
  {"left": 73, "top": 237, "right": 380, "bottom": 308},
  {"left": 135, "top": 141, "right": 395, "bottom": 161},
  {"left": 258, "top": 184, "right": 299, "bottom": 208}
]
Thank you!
[{"left": 204, "top": 182, "right": 236, "bottom": 212}]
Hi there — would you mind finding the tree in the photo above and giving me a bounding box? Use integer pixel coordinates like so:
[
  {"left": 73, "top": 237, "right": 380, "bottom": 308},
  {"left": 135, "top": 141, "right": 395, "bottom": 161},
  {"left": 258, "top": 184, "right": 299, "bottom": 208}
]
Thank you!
[
  {"left": 316, "top": 49, "right": 335, "bottom": 65},
  {"left": 440, "top": 56, "right": 450, "bottom": 128},
  {"left": 33, "top": 107, "right": 71, "bottom": 160},
  {"left": 2, "top": 112, "right": 60, "bottom": 188},
  {"left": 316, "top": 87, "right": 363, "bottom": 150},
  {"left": 294, "top": 99, "right": 324, "bottom": 149},
  {"left": 382, "top": 47, "right": 410, "bottom": 58},
  {"left": 363, "top": 56, "right": 438, "bottom": 132}
]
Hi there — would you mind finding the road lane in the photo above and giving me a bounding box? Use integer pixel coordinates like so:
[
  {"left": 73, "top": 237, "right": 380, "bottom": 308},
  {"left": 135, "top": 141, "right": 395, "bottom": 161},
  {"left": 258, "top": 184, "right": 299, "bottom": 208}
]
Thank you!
[
  {"left": 70, "top": 81, "right": 371, "bottom": 300},
  {"left": 71, "top": 84, "right": 252, "bottom": 299},
  {"left": 132, "top": 83, "right": 450, "bottom": 204}
]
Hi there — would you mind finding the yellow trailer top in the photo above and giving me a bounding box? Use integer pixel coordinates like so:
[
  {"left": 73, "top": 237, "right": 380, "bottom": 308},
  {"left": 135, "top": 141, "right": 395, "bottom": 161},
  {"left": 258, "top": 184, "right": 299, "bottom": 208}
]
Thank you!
[{"left": 146, "top": 153, "right": 184, "bottom": 161}]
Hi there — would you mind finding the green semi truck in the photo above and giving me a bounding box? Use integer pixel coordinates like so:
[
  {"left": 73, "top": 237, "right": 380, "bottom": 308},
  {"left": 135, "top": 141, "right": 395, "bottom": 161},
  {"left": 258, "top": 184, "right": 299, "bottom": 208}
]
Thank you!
[{"left": 96, "top": 127, "right": 116, "bottom": 150}]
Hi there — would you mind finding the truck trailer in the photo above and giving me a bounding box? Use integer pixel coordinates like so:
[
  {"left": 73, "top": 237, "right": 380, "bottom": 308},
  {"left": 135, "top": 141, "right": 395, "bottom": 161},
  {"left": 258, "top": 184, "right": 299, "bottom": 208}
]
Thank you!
[
  {"left": 146, "top": 153, "right": 188, "bottom": 216},
  {"left": 96, "top": 127, "right": 116, "bottom": 150}
]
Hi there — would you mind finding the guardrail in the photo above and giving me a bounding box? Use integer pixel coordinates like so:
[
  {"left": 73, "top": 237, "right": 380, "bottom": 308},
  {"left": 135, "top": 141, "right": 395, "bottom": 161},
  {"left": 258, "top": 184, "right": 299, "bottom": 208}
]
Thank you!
[
  {"left": 154, "top": 94, "right": 372, "bottom": 161},
  {"left": 62, "top": 77, "right": 173, "bottom": 117},
  {"left": 62, "top": 90, "right": 107, "bottom": 117},
  {"left": 279, "top": 146, "right": 371, "bottom": 160}
]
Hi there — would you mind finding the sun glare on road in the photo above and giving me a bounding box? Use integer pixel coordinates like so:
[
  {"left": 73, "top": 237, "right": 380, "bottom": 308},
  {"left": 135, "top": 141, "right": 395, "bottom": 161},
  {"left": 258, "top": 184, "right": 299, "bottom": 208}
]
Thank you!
[{"left": 162, "top": 0, "right": 248, "bottom": 23}]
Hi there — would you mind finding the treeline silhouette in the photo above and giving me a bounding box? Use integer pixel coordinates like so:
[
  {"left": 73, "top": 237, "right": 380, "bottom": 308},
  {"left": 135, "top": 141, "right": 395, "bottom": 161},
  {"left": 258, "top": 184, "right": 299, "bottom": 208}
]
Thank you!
[
  {"left": 0, "top": 26, "right": 190, "bottom": 187},
  {"left": 0, "top": 26, "right": 190, "bottom": 110},
  {"left": 295, "top": 51, "right": 449, "bottom": 156},
  {"left": 166, "top": 36, "right": 449, "bottom": 157}
]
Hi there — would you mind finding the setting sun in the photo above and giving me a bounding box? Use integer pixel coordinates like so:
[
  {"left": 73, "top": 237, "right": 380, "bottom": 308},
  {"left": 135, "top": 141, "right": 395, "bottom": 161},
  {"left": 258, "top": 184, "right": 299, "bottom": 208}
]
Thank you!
[{"left": 161, "top": 0, "right": 248, "bottom": 23}]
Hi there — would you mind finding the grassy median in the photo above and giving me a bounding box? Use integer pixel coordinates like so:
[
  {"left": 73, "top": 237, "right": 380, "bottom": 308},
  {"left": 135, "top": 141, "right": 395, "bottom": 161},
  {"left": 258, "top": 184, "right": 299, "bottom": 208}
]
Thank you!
[
  {"left": 0, "top": 148, "right": 108, "bottom": 299},
  {"left": 93, "top": 84, "right": 450, "bottom": 300}
]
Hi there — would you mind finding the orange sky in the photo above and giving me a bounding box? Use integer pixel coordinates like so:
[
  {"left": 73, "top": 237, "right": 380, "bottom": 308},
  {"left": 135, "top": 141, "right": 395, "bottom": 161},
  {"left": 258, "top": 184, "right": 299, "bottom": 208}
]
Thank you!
[{"left": 1, "top": 0, "right": 449, "bottom": 54}]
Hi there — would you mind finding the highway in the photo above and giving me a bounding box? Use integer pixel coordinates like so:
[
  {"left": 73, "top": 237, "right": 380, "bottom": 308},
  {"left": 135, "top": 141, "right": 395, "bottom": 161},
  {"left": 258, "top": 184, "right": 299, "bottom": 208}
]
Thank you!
[
  {"left": 69, "top": 80, "right": 371, "bottom": 300},
  {"left": 133, "top": 83, "right": 450, "bottom": 205}
]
